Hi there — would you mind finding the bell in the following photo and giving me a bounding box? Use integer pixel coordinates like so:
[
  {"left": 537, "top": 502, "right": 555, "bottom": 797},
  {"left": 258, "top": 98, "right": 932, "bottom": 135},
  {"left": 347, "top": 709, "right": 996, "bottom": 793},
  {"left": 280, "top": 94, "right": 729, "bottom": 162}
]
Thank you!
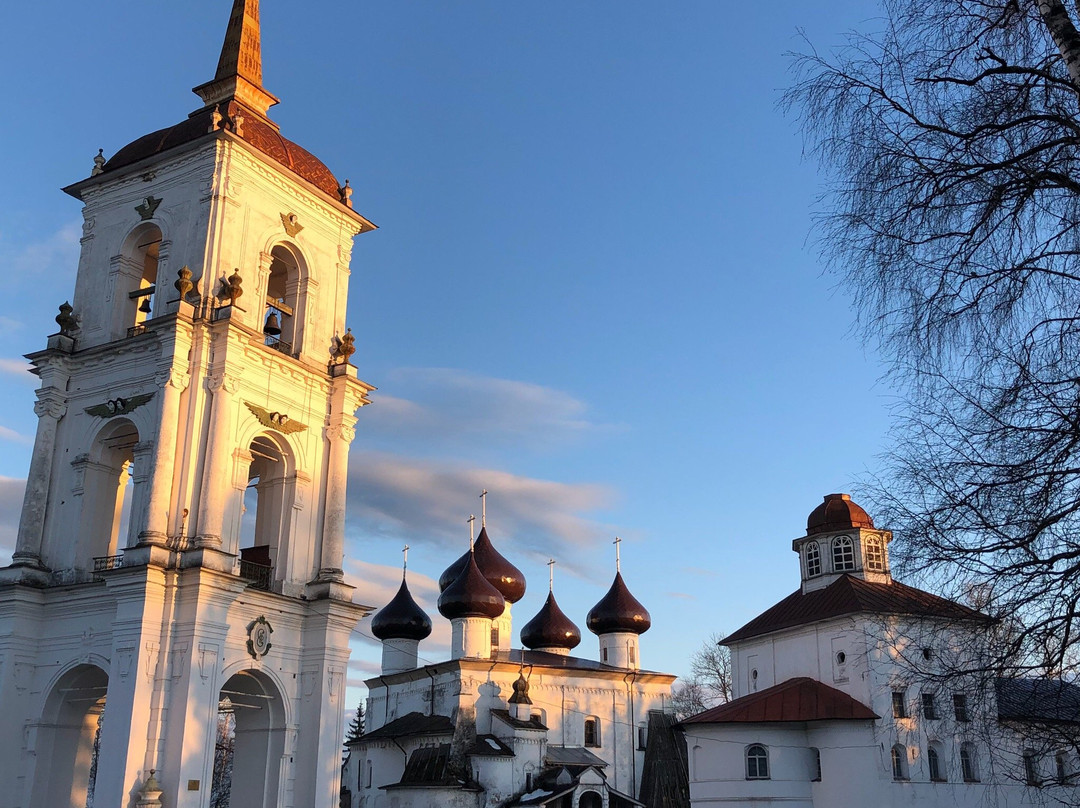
[
  {"left": 138, "top": 297, "right": 152, "bottom": 314},
  {"left": 263, "top": 311, "right": 282, "bottom": 336}
]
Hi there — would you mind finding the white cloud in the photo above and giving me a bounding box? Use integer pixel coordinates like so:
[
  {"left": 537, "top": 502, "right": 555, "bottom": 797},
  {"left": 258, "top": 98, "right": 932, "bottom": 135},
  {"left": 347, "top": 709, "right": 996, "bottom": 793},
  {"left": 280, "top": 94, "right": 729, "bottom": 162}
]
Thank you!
[
  {"left": 0, "top": 425, "right": 32, "bottom": 445},
  {"left": 0, "top": 358, "right": 33, "bottom": 381},
  {"left": 345, "top": 452, "right": 616, "bottom": 573}
]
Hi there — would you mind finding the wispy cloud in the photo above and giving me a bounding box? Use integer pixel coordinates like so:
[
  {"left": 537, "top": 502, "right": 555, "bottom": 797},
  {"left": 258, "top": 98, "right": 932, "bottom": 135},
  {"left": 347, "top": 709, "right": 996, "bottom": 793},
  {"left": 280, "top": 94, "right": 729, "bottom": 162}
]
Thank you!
[
  {"left": 0, "top": 359, "right": 33, "bottom": 381},
  {"left": 0, "top": 425, "right": 32, "bottom": 445},
  {"left": 666, "top": 591, "right": 696, "bottom": 600},
  {"left": 0, "top": 477, "right": 25, "bottom": 565},
  {"left": 359, "top": 367, "right": 619, "bottom": 453},
  {"left": 346, "top": 452, "right": 616, "bottom": 572},
  {"left": 0, "top": 222, "right": 81, "bottom": 282}
]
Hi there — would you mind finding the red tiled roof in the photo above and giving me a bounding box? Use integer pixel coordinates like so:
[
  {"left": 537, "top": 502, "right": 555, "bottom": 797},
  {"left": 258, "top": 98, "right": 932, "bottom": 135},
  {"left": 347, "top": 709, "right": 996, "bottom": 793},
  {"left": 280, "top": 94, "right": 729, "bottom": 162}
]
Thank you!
[
  {"left": 680, "top": 677, "right": 879, "bottom": 724},
  {"left": 724, "top": 574, "right": 989, "bottom": 644}
]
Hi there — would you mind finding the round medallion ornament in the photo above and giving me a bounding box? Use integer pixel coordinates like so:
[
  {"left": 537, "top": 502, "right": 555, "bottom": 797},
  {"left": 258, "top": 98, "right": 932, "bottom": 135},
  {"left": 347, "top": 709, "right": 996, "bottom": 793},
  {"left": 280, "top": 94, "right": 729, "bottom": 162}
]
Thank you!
[{"left": 246, "top": 616, "right": 274, "bottom": 659}]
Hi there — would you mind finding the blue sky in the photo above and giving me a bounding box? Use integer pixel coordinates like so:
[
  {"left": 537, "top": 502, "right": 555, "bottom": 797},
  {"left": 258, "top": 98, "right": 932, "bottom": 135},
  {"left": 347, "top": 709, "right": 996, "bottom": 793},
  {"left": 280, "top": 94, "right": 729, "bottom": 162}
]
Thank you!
[{"left": 0, "top": 1, "right": 890, "bottom": 709}]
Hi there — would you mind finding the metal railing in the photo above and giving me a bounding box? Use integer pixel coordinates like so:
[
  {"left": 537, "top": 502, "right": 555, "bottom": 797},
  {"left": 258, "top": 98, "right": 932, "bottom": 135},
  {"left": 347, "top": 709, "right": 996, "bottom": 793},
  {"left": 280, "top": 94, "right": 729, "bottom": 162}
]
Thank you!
[
  {"left": 127, "top": 324, "right": 148, "bottom": 338},
  {"left": 93, "top": 554, "right": 124, "bottom": 572},
  {"left": 264, "top": 335, "right": 293, "bottom": 357},
  {"left": 239, "top": 560, "right": 273, "bottom": 591}
]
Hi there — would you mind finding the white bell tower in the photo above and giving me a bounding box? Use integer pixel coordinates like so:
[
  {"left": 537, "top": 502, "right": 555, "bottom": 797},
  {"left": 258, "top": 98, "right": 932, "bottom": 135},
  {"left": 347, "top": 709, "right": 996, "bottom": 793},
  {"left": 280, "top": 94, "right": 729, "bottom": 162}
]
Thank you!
[{"left": 0, "top": 2, "right": 375, "bottom": 807}]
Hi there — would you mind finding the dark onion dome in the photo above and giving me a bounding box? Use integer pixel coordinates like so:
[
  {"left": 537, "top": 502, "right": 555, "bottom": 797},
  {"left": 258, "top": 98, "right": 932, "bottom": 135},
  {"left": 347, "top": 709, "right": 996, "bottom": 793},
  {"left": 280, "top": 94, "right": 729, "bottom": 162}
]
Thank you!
[
  {"left": 437, "top": 552, "right": 506, "bottom": 620},
  {"left": 806, "top": 493, "right": 875, "bottom": 536},
  {"left": 437, "top": 527, "right": 526, "bottom": 604},
  {"left": 587, "top": 571, "right": 651, "bottom": 635},
  {"left": 520, "top": 592, "right": 582, "bottom": 650},
  {"left": 371, "top": 578, "right": 432, "bottom": 642}
]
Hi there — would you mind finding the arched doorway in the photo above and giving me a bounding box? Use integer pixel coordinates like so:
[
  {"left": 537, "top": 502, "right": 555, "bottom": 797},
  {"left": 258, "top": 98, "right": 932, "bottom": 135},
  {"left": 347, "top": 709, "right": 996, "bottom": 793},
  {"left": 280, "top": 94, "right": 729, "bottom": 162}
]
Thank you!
[
  {"left": 211, "top": 670, "right": 286, "bottom": 808},
  {"left": 579, "top": 790, "right": 603, "bottom": 808},
  {"left": 30, "top": 664, "right": 108, "bottom": 808}
]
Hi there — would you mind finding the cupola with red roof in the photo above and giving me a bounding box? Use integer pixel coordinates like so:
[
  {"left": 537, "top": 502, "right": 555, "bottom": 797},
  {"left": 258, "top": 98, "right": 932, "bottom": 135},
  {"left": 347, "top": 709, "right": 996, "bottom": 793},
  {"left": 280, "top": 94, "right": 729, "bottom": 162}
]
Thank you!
[{"left": 792, "top": 494, "right": 893, "bottom": 594}]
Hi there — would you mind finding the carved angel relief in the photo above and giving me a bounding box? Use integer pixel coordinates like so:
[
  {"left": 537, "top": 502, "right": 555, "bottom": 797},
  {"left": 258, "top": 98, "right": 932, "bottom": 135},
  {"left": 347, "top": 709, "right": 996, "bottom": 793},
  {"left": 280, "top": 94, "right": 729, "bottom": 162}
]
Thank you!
[
  {"left": 245, "top": 402, "right": 307, "bottom": 434},
  {"left": 84, "top": 392, "right": 154, "bottom": 418}
]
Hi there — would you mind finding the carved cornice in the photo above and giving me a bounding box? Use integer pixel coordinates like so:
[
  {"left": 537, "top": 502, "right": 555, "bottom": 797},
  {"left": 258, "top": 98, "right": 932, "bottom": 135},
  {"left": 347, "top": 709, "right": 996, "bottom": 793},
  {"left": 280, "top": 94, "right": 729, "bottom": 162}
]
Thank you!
[
  {"left": 155, "top": 368, "right": 191, "bottom": 391},
  {"left": 206, "top": 373, "right": 240, "bottom": 394}
]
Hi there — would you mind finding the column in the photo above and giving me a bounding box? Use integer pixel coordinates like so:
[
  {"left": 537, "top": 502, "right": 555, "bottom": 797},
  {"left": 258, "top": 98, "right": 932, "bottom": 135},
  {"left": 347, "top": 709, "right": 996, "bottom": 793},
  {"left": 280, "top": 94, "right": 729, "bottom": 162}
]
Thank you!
[
  {"left": 138, "top": 370, "right": 189, "bottom": 545},
  {"left": 12, "top": 391, "right": 66, "bottom": 567},
  {"left": 317, "top": 419, "right": 355, "bottom": 582},
  {"left": 195, "top": 373, "right": 238, "bottom": 548}
]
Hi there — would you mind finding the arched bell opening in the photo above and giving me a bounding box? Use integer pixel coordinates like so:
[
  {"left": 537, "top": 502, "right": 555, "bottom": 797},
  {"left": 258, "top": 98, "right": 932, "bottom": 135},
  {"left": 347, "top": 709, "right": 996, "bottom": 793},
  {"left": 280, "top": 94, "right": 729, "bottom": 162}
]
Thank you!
[
  {"left": 238, "top": 433, "right": 295, "bottom": 589},
  {"left": 75, "top": 419, "right": 143, "bottom": 571},
  {"left": 211, "top": 670, "right": 286, "bottom": 808},
  {"left": 116, "top": 223, "right": 162, "bottom": 337},
  {"left": 29, "top": 664, "right": 109, "bottom": 808},
  {"left": 262, "top": 244, "right": 304, "bottom": 357}
]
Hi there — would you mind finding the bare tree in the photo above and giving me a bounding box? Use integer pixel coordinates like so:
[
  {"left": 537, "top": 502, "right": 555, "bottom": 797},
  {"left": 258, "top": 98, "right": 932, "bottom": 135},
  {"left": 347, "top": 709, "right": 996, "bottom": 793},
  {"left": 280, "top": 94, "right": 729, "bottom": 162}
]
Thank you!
[
  {"left": 672, "top": 633, "right": 732, "bottom": 720},
  {"left": 787, "top": 0, "right": 1080, "bottom": 687},
  {"left": 670, "top": 679, "right": 710, "bottom": 720}
]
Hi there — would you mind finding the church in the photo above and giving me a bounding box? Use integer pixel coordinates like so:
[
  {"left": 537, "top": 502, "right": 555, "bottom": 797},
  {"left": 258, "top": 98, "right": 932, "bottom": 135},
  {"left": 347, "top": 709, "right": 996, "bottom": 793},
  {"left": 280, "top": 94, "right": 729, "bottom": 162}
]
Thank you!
[{"left": 0, "top": 1, "right": 375, "bottom": 806}]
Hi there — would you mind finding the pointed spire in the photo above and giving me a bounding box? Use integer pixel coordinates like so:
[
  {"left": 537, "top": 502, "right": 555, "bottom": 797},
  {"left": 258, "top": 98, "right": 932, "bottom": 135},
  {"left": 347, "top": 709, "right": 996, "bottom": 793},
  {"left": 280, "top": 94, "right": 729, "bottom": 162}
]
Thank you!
[
  {"left": 193, "top": 0, "right": 279, "bottom": 120},
  {"left": 216, "top": 0, "right": 263, "bottom": 86}
]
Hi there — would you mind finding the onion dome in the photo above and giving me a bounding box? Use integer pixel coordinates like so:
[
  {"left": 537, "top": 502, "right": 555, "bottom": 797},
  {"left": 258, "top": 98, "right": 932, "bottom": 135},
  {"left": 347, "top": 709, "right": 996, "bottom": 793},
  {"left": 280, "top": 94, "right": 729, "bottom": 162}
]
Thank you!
[
  {"left": 807, "top": 493, "right": 874, "bottom": 536},
  {"left": 587, "top": 571, "right": 651, "bottom": 635},
  {"left": 508, "top": 671, "right": 532, "bottom": 705},
  {"left": 437, "top": 527, "right": 526, "bottom": 604},
  {"left": 520, "top": 592, "right": 582, "bottom": 650},
  {"left": 371, "top": 578, "right": 432, "bottom": 642},
  {"left": 437, "top": 551, "right": 506, "bottom": 620}
]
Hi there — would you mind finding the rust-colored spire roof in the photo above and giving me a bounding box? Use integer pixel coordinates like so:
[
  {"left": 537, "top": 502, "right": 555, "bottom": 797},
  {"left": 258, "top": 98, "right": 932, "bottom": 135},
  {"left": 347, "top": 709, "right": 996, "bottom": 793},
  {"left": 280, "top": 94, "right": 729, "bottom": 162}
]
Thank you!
[
  {"left": 216, "top": 0, "right": 263, "bottom": 85},
  {"left": 806, "top": 493, "right": 874, "bottom": 536}
]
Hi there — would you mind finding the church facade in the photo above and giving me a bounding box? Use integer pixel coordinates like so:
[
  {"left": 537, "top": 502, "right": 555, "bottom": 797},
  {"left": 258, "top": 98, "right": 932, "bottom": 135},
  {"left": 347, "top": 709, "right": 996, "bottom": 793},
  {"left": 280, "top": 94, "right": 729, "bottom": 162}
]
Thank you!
[
  {"left": 681, "top": 494, "right": 1080, "bottom": 807},
  {"left": 0, "top": 2, "right": 374, "bottom": 806}
]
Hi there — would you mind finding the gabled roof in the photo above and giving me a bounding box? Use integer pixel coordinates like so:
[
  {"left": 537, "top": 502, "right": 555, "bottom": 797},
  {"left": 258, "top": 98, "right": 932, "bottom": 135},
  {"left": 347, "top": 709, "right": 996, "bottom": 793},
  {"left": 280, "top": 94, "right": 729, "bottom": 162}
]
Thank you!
[
  {"left": 544, "top": 746, "right": 608, "bottom": 768},
  {"left": 491, "top": 709, "right": 547, "bottom": 731},
  {"left": 358, "top": 712, "right": 452, "bottom": 741},
  {"left": 996, "top": 678, "right": 1080, "bottom": 724},
  {"left": 466, "top": 734, "right": 515, "bottom": 757},
  {"left": 680, "top": 677, "right": 879, "bottom": 725},
  {"left": 724, "top": 574, "right": 989, "bottom": 644}
]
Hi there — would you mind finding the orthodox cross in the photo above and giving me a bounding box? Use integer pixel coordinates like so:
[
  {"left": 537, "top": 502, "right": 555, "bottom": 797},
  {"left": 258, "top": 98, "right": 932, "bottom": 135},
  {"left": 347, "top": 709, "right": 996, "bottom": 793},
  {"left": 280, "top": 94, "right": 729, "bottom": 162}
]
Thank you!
[
  {"left": 479, "top": 489, "right": 488, "bottom": 527},
  {"left": 402, "top": 544, "right": 409, "bottom": 577},
  {"left": 547, "top": 558, "right": 556, "bottom": 591},
  {"left": 467, "top": 514, "right": 476, "bottom": 550},
  {"left": 613, "top": 536, "right": 622, "bottom": 572}
]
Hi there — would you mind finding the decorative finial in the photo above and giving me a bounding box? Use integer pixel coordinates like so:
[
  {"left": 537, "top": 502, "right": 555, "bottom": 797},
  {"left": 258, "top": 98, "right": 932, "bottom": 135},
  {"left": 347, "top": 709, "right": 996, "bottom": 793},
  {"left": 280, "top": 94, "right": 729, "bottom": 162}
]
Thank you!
[
  {"left": 91, "top": 148, "right": 106, "bottom": 176},
  {"left": 480, "top": 489, "right": 488, "bottom": 528},
  {"left": 232, "top": 112, "right": 245, "bottom": 137},
  {"left": 174, "top": 266, "right": 194, "bottom": 299},
  {"left": 340, "top": 179, "right": 354, "bottom": 208},
  {"left": 227, "top": 269, "right": 243, "bottom": 304},
  {"left": 402, "top": 544, "right": 409, "bottom": 578},
  {"left": 339, "top": 328, "right": 356, "bottom": 363},
  {"left": 613, "top": 536, "right": 622, "bottom": 572},
  {"left": 467, "top": 514, "right": 476, "bottom": 550},
  {"left": 209, "top": 105, "right": 223, "bottom": 133},
  {"left": 56, "top": 302, "right": 77, "bottom": 335},
  {"left": 547, "top": 559, "right": 555, "bottom": 592}
]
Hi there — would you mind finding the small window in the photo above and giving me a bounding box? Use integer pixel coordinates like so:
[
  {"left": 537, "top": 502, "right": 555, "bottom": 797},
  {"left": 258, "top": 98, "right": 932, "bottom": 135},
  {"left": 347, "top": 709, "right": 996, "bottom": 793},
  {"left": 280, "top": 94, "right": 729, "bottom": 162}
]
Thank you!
[
  {"left": 1056, "top": 752, "right": 1068, "bottom": 785},
  {"left": 832, "top": 536, "right": 855, "bottom": 571},
  {"left": 1024, "top": 751, "right": 1038, "bottom": 786},
  {"left": 584, "top": 717, "right": 601, "bottom": 748},
  {"left": 746, "top": 744, "right": 770, "bottom": 780},
  {"left": 637, "top": 723, "right": 647, "bottom": 750},
  {"left": 835, "top": 651, "right": 846, "bottom": 665},
  {"left": 891, "top": 745, "right": 907, "bottom": 780},
  {"left": 960, "top": 744, "right": 979, "bottom": 783},
  {"left": 953, "top": 693, "right": 969, "bottom": 722},
  {"left": 864, "top": 536, "right": 885, "bottom": 571},
  {"left": 525, "top": 772, "right": 534, "bottom": 791},
  {"left": 602, "top": 647, "right": 608, "bottom": 663},
  {"left": 805, "top": 541, "right": 822, "bottom": 576},
  {"left": 921, "top": 693, "right": 937, "bottom": 720},
  {"left": 366, "top": 760, "right": 372, "bottom": 788},
  {"left": 928, "top": 744, "right": 946, "bottom": 782},
  {"left": 629, "top": 645, "right": 636, "bottom": 665},
  {"left": 922, "top": 647, "right": 933, "bottom": 661},
  {"left": 892, "top": 690, "right": 907, "bottom": 719},
  {"left": 811, "top": 747, "right": 822, "bottom": 781},
  {"left": 490, "top": 625, "right": 499, "bottom": 656}
]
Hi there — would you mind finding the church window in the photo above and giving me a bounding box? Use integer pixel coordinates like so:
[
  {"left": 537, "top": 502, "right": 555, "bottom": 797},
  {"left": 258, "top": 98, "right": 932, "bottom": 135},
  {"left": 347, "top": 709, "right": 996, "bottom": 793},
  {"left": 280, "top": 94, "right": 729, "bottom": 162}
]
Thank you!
[
  {"left": 891, "top": 745, "right": 908, "bottom": 780},
  {"left": 366, "top": 760, "right": 372, "bottom": 787},
  {"left": 864, "top": 536, "right": 885, "bottom": 571},
  {"left": 952, "top": 693, "right": 969, "bottom": 722},
  {"left": 602, "top": 647, "right": 608, "bottom": 663},
  {"left": 832, "top": 536, "right": 855, "bottom": 571},
  {"left": 835, "top": 651, "right": 846, "bottom": 665},
  {"left": 119, "top": 224, "right": 162, "bottom": 337},
  {"left": 805, "top": 541, "right": 821, "bottom": 576},
  {"left": 928, "top": 743, "right": 946, "bottom": 782},
  {"left": 238, "top": 434, "right": 294, "bottom": 589},
  {"left": 811, "top": 747, "right": 822, "bottom": 781},
  {"left": 1056, "top": 752, "right": 1068, "bottom": 784},
  {"left": 746, "top": 744, "right": 769, "bottom": 780},
  {"left": 637, "top": 722, "right": 647, "bottom": 750},
  {"left": 892, "top": 690, "right": 907, "bottom": 719},
  {"left": 584, "top": 717, "right": 601, "bottom": 748},
  {"left": 921, "top": 693, "right": 937, "bottom": 720},
  {"left": 1024, "top": 750, "right": 1039, "bottom": 785},
  {"left": 490, "top": 625, "right": 499, "bottom": 657},
  {"left": 264, "top": 245, "right": 302, "bottom": 356},
  {"left": 629, "top": 644, "right": 636, "bottom": 665},
  {"left": 960, "top": 744, "right": 979, "bottom": 782}
]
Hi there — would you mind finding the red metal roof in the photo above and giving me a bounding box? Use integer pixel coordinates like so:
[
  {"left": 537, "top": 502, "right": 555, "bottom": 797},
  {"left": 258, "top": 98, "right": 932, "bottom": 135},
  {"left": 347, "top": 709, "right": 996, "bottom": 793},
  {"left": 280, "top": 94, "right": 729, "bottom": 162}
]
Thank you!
[
  {"left": 724, "top": 574, "right": 989, "bottom": 644},
  {"left": 680, "top": 677, "right": 879, "bottom": 724}
]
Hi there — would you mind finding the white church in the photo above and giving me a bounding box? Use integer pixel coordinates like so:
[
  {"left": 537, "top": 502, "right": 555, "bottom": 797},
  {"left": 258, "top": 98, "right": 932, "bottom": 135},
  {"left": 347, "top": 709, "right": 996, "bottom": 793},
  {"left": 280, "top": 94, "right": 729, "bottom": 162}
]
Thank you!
[{"left": 1, "top": 3, "right": 1078, "bottom": 808}]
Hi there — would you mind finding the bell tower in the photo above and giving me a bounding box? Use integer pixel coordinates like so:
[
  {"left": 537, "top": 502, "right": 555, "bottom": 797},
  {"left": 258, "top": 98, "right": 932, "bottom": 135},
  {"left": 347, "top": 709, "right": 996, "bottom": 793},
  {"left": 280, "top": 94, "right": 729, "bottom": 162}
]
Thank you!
[{"left": 0, "top": 3, "right": 375, "bottom": 807}]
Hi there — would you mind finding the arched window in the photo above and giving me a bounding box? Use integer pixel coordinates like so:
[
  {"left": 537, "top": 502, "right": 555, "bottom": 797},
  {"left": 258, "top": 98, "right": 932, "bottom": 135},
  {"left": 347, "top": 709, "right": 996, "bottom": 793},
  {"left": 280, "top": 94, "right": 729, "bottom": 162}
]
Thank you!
[
  {"left": 891, "top": 745, "right": 908, "bottom": 780},
  {"left": 832, "top": 536, "right": 855, "bottom": 571},
  {"left": 1056, "top": 751, "right": 1068, "bottom": 785},
  {"left": 960, "top": 743, "right": 979, "bottom": 783},
  {"left": 1024, "top": 750, "right": 1039, "bottom": 785},
  {"left": 584, "top": 716, "right": 601, "bottom": 748},
  {"left": 264, "top": 245, "right": 301, "bottom": 356},
  {"left": 746, "top": 744, "right": 769, "bottom": 780},
  {"left": 928, "top": 742, "right": 946, "bottom": 782},
  {"left": 810, "top": 747, "right": 822, "bottom": 781},
  {"left": 864, "top": 536, "right": 885, "bottom": 571},
  {"left": 77, "top": 419, "right": 143, "bottom": 570},
  {"left": 805, "top": 541, "right": 822, "bottom": 576},
  {"left": 578, "top": 792, "right": 602, "bottom": 808},
  {"left": 238, "top": 434, "right": 294, "bottom": 589},
  {"left": 637, "top": 721, "right": 647, "bottom": 750},
  {"left": 119, "top": 224, "right": 162, "bottom": 338}
]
